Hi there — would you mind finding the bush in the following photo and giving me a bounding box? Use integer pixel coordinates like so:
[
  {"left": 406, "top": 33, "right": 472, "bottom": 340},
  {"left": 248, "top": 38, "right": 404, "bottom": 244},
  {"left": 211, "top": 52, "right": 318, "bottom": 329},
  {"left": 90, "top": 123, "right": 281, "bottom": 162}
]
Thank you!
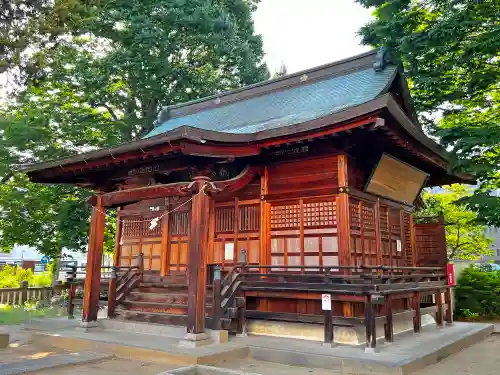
[
  {"left": 455, "top": 265, "right": 500, "bottom": 319},
  {"left": 32, "top": 271, "right": 52, "bottom": 287},
  {"left": 0, "top": 265, "right": 34, "bottom": 288},
  {"left": 0, "top": 265, "right": 52, "bottom": 288}
]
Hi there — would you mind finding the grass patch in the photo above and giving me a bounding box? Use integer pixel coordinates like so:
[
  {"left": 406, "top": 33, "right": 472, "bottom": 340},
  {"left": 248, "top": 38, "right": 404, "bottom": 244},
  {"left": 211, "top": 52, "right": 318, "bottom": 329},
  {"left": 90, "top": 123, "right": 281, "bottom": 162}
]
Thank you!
[{"left": 0, "top": 304, "right": 66, "bottom": 325}]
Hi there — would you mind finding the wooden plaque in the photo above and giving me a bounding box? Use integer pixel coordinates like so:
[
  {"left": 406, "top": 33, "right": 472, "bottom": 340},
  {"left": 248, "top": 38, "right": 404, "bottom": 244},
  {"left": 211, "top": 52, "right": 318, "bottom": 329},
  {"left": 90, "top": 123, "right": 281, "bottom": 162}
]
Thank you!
[{"left": 365, "top": 154, "right": 428, "bottom": 204}]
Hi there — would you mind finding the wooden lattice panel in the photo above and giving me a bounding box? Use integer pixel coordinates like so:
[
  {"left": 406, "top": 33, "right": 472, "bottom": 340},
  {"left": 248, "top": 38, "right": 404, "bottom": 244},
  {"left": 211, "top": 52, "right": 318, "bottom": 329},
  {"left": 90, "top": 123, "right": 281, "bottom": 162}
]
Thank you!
[
  {"left": 271, "top": 204, "right": 300, "bottom": 229},
  {"left": 349, "top": 201, "right": 361, "bottom": 229},
  {"left": 121, "top": 216, "right": 162, "bottom": 238},
  {"left": 389, "top": 209, "right": 401, "bottom": 234},
  {"left": 215, "top": 206, "right": 235, "bottom": 233},
  {"left": 361, "top": 203, "right": 375, "bottom": 229},
  {"left": 239, "top": 205, "right": 260, "bottom": 232},
  {"left": 303, "top": 201, "right": 336, "bottom": 227},
  {"left": 379, "top": 207, "right": 389, "bottom": 232},
  {"left": 403, "top": 213, "right": 413, "bottom": 266},
  {"left": 171, "top": 211, "right": 190, "bottom": 236}
]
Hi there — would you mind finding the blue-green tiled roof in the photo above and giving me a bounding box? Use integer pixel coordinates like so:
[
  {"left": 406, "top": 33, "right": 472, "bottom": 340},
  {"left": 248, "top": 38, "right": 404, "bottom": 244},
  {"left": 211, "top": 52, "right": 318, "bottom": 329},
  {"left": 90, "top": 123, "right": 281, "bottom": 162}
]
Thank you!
[{"left": 145, "top": 65, "right": 397, "bottom": 138}]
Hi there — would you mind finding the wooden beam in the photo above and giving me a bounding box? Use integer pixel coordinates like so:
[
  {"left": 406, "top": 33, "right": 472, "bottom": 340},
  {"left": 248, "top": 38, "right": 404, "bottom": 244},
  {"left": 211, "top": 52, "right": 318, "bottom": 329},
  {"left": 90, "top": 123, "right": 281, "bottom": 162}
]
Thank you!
[
  {"left": 89, "top": 165, "right": 262, "bottom": 207},
  {"left": 82, "top": 195, "right": 106, "bottom": 323},
  {"left": 186, "top": 177, "right": 211, "bottom": 334}
]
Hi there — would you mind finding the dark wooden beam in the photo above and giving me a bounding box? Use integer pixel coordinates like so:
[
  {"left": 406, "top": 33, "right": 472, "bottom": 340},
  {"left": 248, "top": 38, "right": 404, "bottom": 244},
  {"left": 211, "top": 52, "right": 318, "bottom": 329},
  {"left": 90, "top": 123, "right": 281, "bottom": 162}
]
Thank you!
[{"left": 82, "top": 195, "right": 105, "bottom": 323}]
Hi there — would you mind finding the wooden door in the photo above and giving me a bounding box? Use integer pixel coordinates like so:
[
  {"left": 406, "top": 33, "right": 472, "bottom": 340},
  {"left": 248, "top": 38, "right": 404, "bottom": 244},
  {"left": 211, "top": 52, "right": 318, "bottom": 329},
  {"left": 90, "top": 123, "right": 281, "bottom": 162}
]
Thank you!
[{"left": 167, "top": 209, "right": 190, "bottom": 273}]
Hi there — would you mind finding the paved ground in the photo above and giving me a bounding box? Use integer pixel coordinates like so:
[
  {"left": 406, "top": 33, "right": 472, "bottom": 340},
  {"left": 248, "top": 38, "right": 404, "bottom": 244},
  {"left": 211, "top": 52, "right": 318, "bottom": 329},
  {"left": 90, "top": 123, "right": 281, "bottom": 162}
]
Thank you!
[
  {"left": 412, "top": 335, "right": 500, "bottom": 375},
  {"left": 24, "top": 335, "right": 500, "bottom": 375},
  {"left": 3, "top": 321, "right": 500, "bottom": 375},
  {"left": 32, "top": 357, "right": 172, "bottom": 375}
]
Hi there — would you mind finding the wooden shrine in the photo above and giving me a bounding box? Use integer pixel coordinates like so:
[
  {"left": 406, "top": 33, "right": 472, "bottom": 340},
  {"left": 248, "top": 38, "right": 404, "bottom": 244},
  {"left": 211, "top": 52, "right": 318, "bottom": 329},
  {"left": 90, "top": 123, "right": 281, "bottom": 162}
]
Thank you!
[{"left": 22, "top": 49, "right": 469, "bottom": 348}]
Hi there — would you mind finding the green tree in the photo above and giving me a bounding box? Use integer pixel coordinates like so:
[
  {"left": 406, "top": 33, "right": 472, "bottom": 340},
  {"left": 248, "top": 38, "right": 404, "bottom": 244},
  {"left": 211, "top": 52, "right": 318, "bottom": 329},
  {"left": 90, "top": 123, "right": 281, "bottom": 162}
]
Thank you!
[
  {"left": 356, "top": 0, "right": 500, "bottom": 226},
  {"left": 0, "top": 0, "right": 268, "bottom": 256},
  {"left": 416, "top": 185, "right": 493, "bottom": 260}
]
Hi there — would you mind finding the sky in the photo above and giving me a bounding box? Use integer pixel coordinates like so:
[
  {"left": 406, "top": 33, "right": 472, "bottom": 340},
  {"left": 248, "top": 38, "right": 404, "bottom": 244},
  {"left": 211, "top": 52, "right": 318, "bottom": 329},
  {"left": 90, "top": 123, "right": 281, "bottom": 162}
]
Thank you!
[{"left": 253, "top": 0, "right": 374, "bottom": 74}]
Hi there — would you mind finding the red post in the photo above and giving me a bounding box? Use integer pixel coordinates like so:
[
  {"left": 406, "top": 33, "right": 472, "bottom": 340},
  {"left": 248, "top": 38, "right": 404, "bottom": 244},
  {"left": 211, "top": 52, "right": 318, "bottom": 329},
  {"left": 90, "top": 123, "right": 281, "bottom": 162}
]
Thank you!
[
  {"left": 82, "top": 195, "right": 106, "bottom": 323},
  {"left": 186, "top": 177, "right": 211, "bottom": 335}
]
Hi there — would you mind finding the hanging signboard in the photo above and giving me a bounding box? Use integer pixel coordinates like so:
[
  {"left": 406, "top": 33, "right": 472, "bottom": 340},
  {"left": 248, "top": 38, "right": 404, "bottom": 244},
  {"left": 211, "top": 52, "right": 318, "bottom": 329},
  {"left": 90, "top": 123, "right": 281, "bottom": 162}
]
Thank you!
[
  {"left": 447, "top": 264, "right": 456, "bottom": 286},
  {"left": 321, "top": 294, "right": 332, "bottom": 311}
]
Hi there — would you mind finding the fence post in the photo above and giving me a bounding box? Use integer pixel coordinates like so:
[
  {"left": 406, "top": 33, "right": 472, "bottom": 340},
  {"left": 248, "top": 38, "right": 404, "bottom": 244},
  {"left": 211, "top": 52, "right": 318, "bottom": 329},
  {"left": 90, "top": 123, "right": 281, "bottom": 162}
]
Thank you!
[
  {"left": 365, "top": 294, "right": 377, "bottom": 352},
  {"left": 212, "top": 265, "right": 222, "bottom": 330},
  {"left": 107, "top": 266, "right": 118, "bottom": 318},
  {"left": 323, "top": 309, "right": 333, "bottom": 345},
  {"left": 20, "top": 280, "right": 29, "bottom": 306},
  {"left": 413, "top": 291, "right": 421, "bottom": 333},
  {"left": 137, "top": 253, "right": 144, "bottom": 281}
]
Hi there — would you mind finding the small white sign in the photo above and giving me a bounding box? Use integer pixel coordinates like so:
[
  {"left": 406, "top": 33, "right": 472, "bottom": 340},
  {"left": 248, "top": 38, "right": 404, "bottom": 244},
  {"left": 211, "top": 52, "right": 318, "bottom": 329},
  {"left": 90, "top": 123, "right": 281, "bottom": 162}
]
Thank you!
[
  {"left": 224, "top": 243, "right": 235, "bottom": 261},
  {"left": 321, "top": 294, "right": 331, "bottom": 311},
  {"left": 396, "top": 239, "right": 402, "bottom": 252}
]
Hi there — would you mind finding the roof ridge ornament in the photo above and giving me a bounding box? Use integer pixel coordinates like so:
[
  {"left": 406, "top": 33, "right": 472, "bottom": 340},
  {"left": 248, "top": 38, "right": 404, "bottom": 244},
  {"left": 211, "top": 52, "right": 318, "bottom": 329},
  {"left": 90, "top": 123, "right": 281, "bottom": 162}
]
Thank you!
[
  {"left": 373, "top": 47, "right": 392, "bottom": 72},
  {"left": 157, "top": 106, "right": 170, "bottom": 125}
]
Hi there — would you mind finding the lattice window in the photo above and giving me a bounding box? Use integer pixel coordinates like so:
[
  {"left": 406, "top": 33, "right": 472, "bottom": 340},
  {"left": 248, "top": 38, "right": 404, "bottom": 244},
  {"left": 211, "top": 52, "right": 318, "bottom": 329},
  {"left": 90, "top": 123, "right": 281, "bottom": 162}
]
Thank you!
[
  {"left": 215, "top": 207, "right": 235, "bottom": 233},
  {"left": 171, "top": 211, "right": 190, "bottom": 236},
  {"left": 349, "top": 201, "right": 361, "bottom": 229},
  {"left": 270, "top": 198, "right": 338, "bottom": 270},
  {"left": 361, "top": 204, "right": 375, "bottom": 229},
  {"left": 304, "top": 201, "right": 336, "bottom": 227},
  {"left": 271, "top": 204, "right": 300, "bottom": 229},
  {"left": 239, "top": 205, "right": 260, "bottom": 232},
  {"left": 121, "top": 216, "right": 162, "bottom": 238},
  {"left": 390, "top": 210, "right": 401, "bottom": 234},
  {"left": 379, "top": 207, "right": 389, "bottom": 232}
]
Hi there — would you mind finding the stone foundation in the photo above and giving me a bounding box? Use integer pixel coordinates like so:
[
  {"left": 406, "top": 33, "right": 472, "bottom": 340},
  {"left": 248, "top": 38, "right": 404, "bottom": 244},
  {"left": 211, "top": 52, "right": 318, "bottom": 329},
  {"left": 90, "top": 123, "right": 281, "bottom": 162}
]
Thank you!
[{"left": 247, "top": 312, "right": 437, "bottom": 345}]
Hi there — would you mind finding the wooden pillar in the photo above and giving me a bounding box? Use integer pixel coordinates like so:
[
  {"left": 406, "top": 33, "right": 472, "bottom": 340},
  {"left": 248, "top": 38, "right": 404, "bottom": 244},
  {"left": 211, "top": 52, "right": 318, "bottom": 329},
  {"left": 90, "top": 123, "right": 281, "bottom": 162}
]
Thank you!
[
  {"left": 160, "top": 210, "right": 169, "bottom": 277},
  {"left": 384, "top": 294, "right": 394, "bottom": 342},
  {"left": 337, "top": 154, "right": 351, "bottom": 266},
  {"left": 365, "top": 295, "right": 376, "bottom": 351},
  {"left": 374, "top": 199, "right": 382, "bottom": 266},
  {"left": 337, "top": 155, "right": 353, "bottom": 316},
  {"left": 113, "top": 208, "right": 122, "bottom": 267},
  {"left": 186, "top": 176, "right": 211, "bottom": 335},
  {"left": 323, "top": 309, "right": 333, "bottom": 345},
  {"left": 445, "top": 287, "right": 453, "bottom": 324},
  {"left": 82, "top": 195, "right": 106, "bottom": 323},
  {"left": 436, "top": 289, "right": 444, "bottom": 327},
  {"left": 412, "top": 291, "right": 421, "bottom": 333}
]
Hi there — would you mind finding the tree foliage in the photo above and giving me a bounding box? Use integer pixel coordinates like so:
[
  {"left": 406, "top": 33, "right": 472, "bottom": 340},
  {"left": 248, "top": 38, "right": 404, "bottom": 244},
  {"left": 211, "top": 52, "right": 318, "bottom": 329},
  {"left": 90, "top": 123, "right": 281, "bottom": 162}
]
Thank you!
[
  {"left": 416, "top": 185, "right": 493, "bottom": 260},
  {"left": 356, "top": 0, "right": 500, "bottom": 225},
  {"left": 0, "top": 0, "right": 268, "bottom": 256}
]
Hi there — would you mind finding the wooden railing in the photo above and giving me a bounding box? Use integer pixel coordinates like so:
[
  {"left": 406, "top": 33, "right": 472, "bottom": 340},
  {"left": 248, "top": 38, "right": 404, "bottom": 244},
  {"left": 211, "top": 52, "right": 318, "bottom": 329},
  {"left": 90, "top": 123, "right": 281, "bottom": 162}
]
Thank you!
[
  {"left": 0, "top": 281, "right": 63, "bottom": 306},
  {"left": 211, "top": 263, "right": 451, "bottom": 349}
]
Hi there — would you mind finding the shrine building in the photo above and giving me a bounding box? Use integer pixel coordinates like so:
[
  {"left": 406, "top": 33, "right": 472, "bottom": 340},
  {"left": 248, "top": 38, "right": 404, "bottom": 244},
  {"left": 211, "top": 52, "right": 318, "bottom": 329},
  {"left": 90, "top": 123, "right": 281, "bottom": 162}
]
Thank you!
[{"left": 22, "top": 49, "right": 467, "bottom": 348}]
